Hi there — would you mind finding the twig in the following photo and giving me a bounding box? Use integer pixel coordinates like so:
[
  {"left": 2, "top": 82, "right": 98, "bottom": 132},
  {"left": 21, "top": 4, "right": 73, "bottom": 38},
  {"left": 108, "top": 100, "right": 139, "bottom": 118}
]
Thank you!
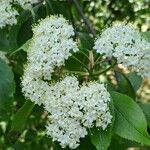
[
  {"left": 63, "top": 69, "right": 89, "bottom": 76},
  {"left": 72, "top": 0, "right": 96, "bottom": 37},
  {"left": 67, "top": 0, "right": 75, "bottom": 29},
  {"left": 92, "top": 61, "right": 117, "bottom": 76}
]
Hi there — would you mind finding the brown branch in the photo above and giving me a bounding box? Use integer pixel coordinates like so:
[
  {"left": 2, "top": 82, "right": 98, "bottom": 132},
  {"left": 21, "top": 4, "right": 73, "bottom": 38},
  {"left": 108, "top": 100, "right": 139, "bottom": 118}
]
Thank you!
[{"left": 72, "top": 0, "right": 96, "bottom": 37}]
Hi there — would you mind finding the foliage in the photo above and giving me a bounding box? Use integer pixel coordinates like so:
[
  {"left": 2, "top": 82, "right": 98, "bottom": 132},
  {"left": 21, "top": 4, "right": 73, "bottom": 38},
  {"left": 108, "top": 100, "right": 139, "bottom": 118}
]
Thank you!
[{"left": 0, "top": 0, "right": 150, "bottom": 150}]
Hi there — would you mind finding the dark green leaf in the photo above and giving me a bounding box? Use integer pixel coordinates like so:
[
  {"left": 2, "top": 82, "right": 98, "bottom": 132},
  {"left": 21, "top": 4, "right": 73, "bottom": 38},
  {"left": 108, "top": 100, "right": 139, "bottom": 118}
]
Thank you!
[
  {"left": 90, "top": 127, "right": 112, "bottom": 150},
  {"left": 142, "top": 31, "right": 150, "bottom": 42},
  {"left": 9, "top": 10, "right": 32, "bottom": 52},
  {"left": 117, "top": 71, "right": 136, "bottom": 100},
  {"left": 111, "top": 91, "right": 150, "bottom": 145},
  {"left": 46, "top": 0, "right": 70, "bottom": 18},
  {"left": 108, "top": 135, "right": 142, "bottom": 150},
  {"left": 78, "top": 32, "right": 94, "bottom": 50},
  {"left": 11, "top": 101, "right": 34, "bottom": 132},
  {"left": 139, "top": 103, "right": 150, "bottom": 128},
  {"left": 0, "top": 29, "right": 10, "bottom": 51},
  {"left": 25, "top": 129, "right": 37, "bottom": 141},
  {"left": 0, "top": 59, "right": 15, "bottom": 120},
  {"left": 10, "top": 39, "right": 31, "bottom": 57},
  {"left": 20, "top": 39, "right": 31, "bottom": 52},
  {"left": 127, "top": 72, "right": 142, "bottom": 92},
  {"left": 77, "top": 136, "right": 96, "bottom": 150}
]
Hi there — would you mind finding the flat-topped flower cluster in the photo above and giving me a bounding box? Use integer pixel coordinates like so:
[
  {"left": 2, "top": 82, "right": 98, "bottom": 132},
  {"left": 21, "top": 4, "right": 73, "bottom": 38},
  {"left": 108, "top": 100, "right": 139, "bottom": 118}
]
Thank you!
[
  {"left": 22, "top": 15, "right": 79, "bottom": 105},
  {"left": 45, "top": 76, "right": 112, "bottom": 148},
  {"left": 21, "top": 15, "right": 112, "bottom": 149},
  {"left": 0, "top": 0, "right": 39, "bottom": 28},
  {"left": 94, "top": 24, "right": 150, "bottom": 77}
]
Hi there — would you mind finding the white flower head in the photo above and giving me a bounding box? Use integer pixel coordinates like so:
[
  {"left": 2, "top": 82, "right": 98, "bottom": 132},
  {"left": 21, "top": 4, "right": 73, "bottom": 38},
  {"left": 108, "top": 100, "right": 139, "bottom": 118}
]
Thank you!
[
  {"left": 0, "top": 0, "right": 19, "bottom": 28},
  {"left": 15, "top": 0, "right": 39, "bottom": 9},
  {"left": 79, "top": 82, "right": 112, "bottom": 129},
  {"left": 44, "top": 76, "right": 112, "bottom": 149},
  {"left": 0, "top": 0, "right": 39, "bottom": 28},
  {"left": 28, "top": 15, "right": 79, "bottom": 80},
  {"left": 94, "top": 24, "right": 142, "bottom": 59},
  {"left": 22, "top": 15, "right": 79, "bottom": 105},
  {"left": 134, "top": 40, "right": 150, "bottom": 78},
  {"left": 94, "top": 24, "right": 150, "bottom": 77}
]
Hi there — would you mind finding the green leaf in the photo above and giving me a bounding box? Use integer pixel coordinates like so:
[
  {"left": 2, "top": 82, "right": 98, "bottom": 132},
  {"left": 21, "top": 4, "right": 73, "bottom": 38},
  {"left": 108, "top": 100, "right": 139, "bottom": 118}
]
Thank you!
[
  {"left": 139, "top": 103, "right": 150, "bottom": 128},
  {"left": 90, "top": 100, "right": 115, "bottom": 150},
  {"left": 77, "top": 136, "right": 96, "bottom": 150},
  {"left": 90, "top": 127, "right": 112, "bottom": 150},
  {"left": 9, "top": 10, "right": 32, "bottom": 52},
  {"left": 142, "top": 31, "right": 150, "bottom": 42},
  {"left": 117, "top": 71, "right": 136, "bottom": 100},
  {"left": 109, "top": 136, "right": 141, "bottom": 150},
  {"left": 20, "top": 39, "right": 32, "bottom": 52},
  {"left": 111, "top": 91, "right": 150, "bottom": 145},
  {"left": 0, "top": 59, "right": 15, "bottom": 120},
  {"left": 10, "top": 39, "right": 31, "bottom": 57},
  {"left": 11, "top": 101, "right": 34, "bottom": 132},
  {"left": 127, "top": 72, "right": 142, "bottom": 92},
  {"left": 46, "top": 0, "right": 70, "bottom": 18},
  {"left": 0, "top": 29, "right": 10, "bottom": 51},
  {"left": 78, "top": 32, "right": 94, "bottom": 50}
]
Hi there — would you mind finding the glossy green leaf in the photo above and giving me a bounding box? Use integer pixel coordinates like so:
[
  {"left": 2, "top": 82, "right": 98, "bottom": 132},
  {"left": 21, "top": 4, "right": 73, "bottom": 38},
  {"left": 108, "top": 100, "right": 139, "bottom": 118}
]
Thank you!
[
  {"left": 127, "top": 72, "right": 142, "bottom": 92},
  {"left": 45, "top": 0, "right": 70, "bottom": 18},
  {"left": 117, "top": 71, "right": 136, "bottom": 100},
  {"left": 0, "top": 29, "right": 10, "bottom": 51},
  {"left": 78, "top": 32, "right": 94, "bottom": 50},
  {"left": 9, "top": 10, "right": 32, "bottom": 52},
  {"left": 0, "top": 59, "right": 15, "bottom": 120},
  {"left": 111, "top": 91, "right": 150, "bottom": 145},
  {"left": 77, "top": 136, "right": 96, "bottom": 150},
  {"left": 10, "top": 39, "right": 31, "bottom": 57},
  {"left": 90, "top": 127, "right": 112, "bottom": 150},
  {"left": 108, "top": 136, "right": 142, "bottom": 150},
  {"left": 11, "top": 101, "right": 34, "bottom": 132},
  {"left": 139, "top": 103, "right": 150, "bottom": 128}
]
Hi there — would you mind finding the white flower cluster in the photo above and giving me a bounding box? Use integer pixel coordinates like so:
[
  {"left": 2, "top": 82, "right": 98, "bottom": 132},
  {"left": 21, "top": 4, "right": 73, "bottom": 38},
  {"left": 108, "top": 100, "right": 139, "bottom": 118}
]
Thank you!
[
  {"left": 130, "top": 39, "right": 150, "bottom": 77},
  {"left": 22, "top": 15, "right": 79, "bottom": 105},
  {"left": 15, "top": 0, "right": 39, "bottom": 9},
  {"left": 45, "top": 76, "right": 112, "bottom": 149},
  {"left": 79, "top": 82, "right": 112, "bottom": 129},
  {"left": 0, "top": 51, "right": 9, "bottom": 64},
  {"left": 22, "top": 15, "right": 112, "bottom": 149},
  {"left": 0, "top": 0, "right": 18, "bottom": 28},
  {"left": 0, "top": 0, "right": 39, "bottom": 28},
  {"left": 94, "top": 24, "right": 150, "bottom": 78}
]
